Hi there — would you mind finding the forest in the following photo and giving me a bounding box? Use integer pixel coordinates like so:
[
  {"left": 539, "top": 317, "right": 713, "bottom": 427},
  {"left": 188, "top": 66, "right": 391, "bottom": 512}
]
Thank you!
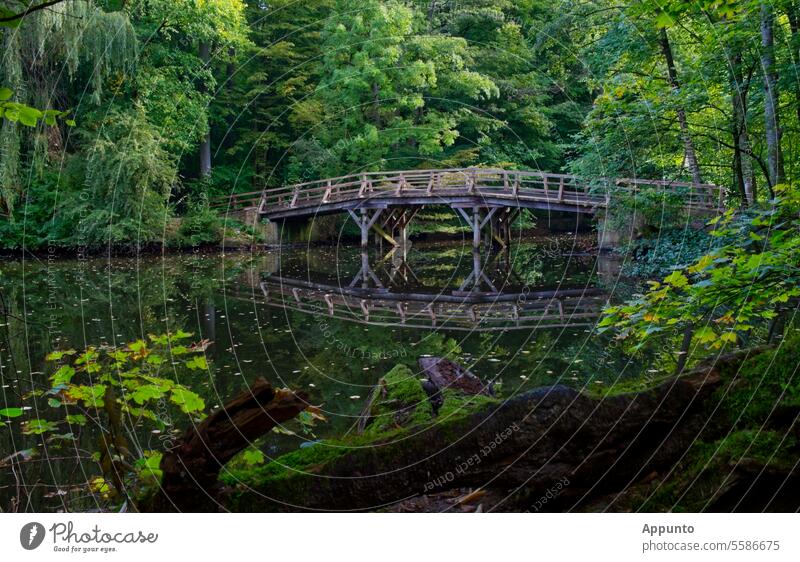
[
  {"left": 0, "top": 0, "right": 797, "bottom": 250},
  {"left": 0, "top": 0, "right": 799, "bottom": 515}
]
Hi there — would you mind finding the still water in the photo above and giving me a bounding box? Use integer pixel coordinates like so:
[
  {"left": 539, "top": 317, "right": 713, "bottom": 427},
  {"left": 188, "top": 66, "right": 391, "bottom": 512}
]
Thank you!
[{"left": 0, "top": 236, "right": 647, "bottom": 510}]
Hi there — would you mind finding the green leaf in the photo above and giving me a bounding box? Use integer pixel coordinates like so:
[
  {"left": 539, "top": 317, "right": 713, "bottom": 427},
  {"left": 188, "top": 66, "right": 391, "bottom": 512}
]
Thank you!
[
  {"left": 51, "top": 365, "right": 76, "bottom": 387},
  {"left": 66, "top": 414, "right": 87, "bottom": 426},
  {"left": 0, "top": 407, "right": 24, "bottom": 418},
  {"left": 131, "top": 384, "right": 165, "bottom": 405},
  {"left": 0, "top": 87, "right": 12, "bottom": 101},
  {"left": 46, "top": 349, "right": 76, "bottom": 361},
  {"left": 170, "top": 388, "right": 205, "bottom": 413},
  {"left": 663, "top": 270, "right": 689, "bottom": 288},
  {"left": 655, "top": 10, "right": 676, "bottom": 28},
  {"left": 17, "top": 106, "right": 42, "bottom": 127},
  {"left": 695, "top": 326, "right": 716, "bottom": 344},
  {"left": 23, "top": 419, "right": 59, "bottom": 435},
  {"left": 242, "top": 448, "right": 265, "bottom": 465},
  {"left": 185, "top": 355, "right": 208, "bottom": 370}
]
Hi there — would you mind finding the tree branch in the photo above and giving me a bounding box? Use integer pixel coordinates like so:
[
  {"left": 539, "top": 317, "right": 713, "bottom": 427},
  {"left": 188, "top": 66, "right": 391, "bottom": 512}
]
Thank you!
[{"left": 0, "top": 0, "right": 68, "bottom": 23}]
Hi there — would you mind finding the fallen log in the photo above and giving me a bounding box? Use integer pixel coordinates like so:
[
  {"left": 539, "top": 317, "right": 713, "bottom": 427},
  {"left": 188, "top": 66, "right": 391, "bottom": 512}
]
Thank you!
[
  {"left": 222, "top": 352, "right": 752, "bottom": 512},
  {"left": 152, "top": 378, "right": 308, "bottom": 511}
]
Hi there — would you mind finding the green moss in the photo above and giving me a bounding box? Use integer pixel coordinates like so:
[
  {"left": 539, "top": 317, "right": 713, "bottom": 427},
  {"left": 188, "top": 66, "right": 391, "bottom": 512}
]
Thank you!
[
  {"left": 437, "top": 388, "right": 498, "bottom": 419},
  {"left": 587, "top": 374, "right": 672, "bottom": 398},
  {"left": 223, "top": 363, "right": 503, "bottom": 508},
  {"left": 640, "top": 430, "right": 797, "bottom": 511},
  {"left": 715, "top": 336, "right": 800, "bottom": 428},
  {"left": 361, "top": 363, "right": 434, "bottom": 435}
]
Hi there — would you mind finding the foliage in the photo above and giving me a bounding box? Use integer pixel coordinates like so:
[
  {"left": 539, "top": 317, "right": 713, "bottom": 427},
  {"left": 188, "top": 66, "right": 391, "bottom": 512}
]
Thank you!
[
  {"left": 63, "top": 108, "right": 177, "bottom": 248},
  {"left": 618, "top": 227, "right": 722, "bottom": 278},
  {"left": 600, "top": 187, "right": 800, "bottom": 355},
  {"left": 174, "top": 195, "right": 224, "bottom": 247},
  {"left": 5, "top": 0, "right": 800, "bottom": 251},
  {"left": 605, "top": 185, "right": 691, "bottom": 231},
  {"left": 0, "top": 87, "right": 72, "bottom": 127},
  {"left": 7, "top": 331, "right": 211, "bottom": 505}
]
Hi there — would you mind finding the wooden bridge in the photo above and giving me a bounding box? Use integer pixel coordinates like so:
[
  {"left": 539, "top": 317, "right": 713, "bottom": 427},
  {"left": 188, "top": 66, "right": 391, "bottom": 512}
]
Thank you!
[
  {"left": 225, "top": 248, "right": 609, "bottom": 332},
  {"left": 256, "top": 275, "right": 607, "bottom": 332},
  {"left": 213, "top": 168, "right": 723, "bottom": 248}
]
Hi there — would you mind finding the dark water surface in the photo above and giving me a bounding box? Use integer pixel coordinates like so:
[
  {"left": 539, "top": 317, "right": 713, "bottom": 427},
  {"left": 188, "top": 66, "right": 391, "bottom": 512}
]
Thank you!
[{"left": 0, "top": 236, "right": 650, "bottom": 511}]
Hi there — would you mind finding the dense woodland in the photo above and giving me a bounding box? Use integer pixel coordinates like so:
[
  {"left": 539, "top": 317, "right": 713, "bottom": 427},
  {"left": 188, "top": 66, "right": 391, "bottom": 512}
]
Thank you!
[
  {"left": 2, "top": 0, "right": 800, "bottom": 513},
  {"left": 0, "top": 0, "right": 798, "bottom": 249}
]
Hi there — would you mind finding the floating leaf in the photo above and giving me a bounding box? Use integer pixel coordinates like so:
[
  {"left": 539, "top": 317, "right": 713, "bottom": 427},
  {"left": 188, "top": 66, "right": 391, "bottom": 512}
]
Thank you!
[
  {"left": 0, "top": 407, "right": 23, "bottom": 418},
  {"left": 23, "top": 419, "right": 59, "bottom": 435}
]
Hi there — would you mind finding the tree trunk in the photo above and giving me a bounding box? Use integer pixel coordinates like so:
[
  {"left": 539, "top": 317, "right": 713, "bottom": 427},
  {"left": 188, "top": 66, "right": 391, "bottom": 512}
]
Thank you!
[
  {"left": 153, "top": 378, "right": 308, "bottom": 511},
  {"left": 427, "top": 0, "right": 437, "bottom": 32},
  {"left": 730, "top": 55, "right": 756, "bottom": 204},
  {"left": 199, "top": 40, "right": 212, "bottom": 178},
  {"left": 371, "top": 82, "right": 381, "bottom": 127},
  {"left": 785, "top": 3, "right": 800, "bottom": 124},
  {"left": 761, "top": 3, "right": 784, "bottom": 189},
  {"left": 659, "top": 28, "right": 703, "bottom": 185}
]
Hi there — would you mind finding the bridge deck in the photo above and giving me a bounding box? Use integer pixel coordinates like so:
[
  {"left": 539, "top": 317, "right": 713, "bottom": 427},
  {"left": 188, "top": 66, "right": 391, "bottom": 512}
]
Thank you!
[{"left": 211, "top": 168, "right": 723, "bottom": 220}]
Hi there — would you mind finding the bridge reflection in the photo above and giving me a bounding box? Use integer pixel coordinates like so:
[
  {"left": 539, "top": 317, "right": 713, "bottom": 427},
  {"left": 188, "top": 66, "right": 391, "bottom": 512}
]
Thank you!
[{"left": 249, "top": 248, "right": 610, "bottom": 332}]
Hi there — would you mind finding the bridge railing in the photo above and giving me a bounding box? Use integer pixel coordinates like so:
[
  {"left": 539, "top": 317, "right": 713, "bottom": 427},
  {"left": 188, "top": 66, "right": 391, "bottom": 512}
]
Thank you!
[
  {"left": 209, "top": 168, "right": 723, "bottom": 215},
  {"left": 256, "top": 279, "right": 607, "bottom": 331}
]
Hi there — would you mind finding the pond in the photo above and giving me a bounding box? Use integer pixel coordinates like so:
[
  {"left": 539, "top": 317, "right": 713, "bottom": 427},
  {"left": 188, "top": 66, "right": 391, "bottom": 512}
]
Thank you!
[{"left": 0, "top": 235, "right": 653, "bottom": 511}]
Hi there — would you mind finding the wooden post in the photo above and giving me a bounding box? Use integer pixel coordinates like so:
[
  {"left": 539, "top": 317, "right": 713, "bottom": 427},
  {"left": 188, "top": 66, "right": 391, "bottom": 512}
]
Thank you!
[
  {"left": 472, "top": 248, "right": 482, "bottom": 292},
  {"left": 360, "top": 208, "right": 368, "bottom": 248},
  {"left": 361, "top": 250, "right": 369, "bottom": 287},
  {"left": 359, "top": 173, "right": 367, "bottom": 197},
  {"left": 322, "top": 179, "right": 332, "bottom": 203},
  {"left": 472, "top": 207, "right": 481, "bottom": 249}
]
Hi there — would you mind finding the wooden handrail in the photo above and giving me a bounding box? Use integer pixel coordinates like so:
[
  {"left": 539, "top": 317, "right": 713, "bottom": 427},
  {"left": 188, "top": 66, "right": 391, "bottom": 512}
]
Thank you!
[{"left": 208, "top": 167, "right": 724, "bottom": 214}]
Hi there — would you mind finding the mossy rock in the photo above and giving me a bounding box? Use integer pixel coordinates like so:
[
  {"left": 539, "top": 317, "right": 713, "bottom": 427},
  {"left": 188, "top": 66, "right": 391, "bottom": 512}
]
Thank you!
[
  {"left": 713, "top": 335, "right": 800, "bottom": 428},
  {"left": 638, "top": 430, "right": 799, "bottom": 512}
]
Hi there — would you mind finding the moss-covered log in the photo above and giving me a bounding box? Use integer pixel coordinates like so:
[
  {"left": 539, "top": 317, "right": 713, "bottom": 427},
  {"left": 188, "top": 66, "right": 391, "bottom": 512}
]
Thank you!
[
  {"left": 153, "top": 378, "right": 308, "bottom": 511},
  {"left": 223, "top": 360, "right": 731, "bottom": 512}
]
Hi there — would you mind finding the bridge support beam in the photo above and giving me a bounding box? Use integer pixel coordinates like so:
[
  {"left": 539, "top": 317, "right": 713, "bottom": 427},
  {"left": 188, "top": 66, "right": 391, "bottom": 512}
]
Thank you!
[
  {"left": 348, "top": 209, "right": 385, "bottom": 248},
  {"left": 455, "top": 206, "right": 510, "bottom": 250},
  {"left": 348, "top": 206, "right": 419, "bottom": 249}
]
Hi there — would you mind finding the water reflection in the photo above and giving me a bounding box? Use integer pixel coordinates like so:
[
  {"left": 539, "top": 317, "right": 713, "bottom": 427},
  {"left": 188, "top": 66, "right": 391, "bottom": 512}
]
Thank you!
[
  {"left": 0, "top": 236, "right": 645, "bottom": 511},
  {"left": 253, "top": 248, "right": 608, "bottom": 332}
]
